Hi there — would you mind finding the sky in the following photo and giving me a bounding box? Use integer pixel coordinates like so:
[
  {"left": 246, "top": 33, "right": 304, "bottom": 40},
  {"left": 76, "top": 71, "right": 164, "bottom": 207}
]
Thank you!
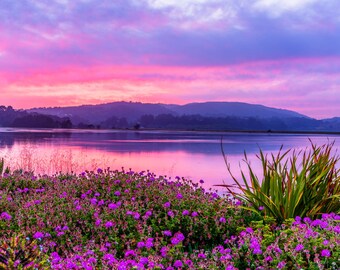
[{"left": 0, "top": 0, "right": 339, "bottom": 119}]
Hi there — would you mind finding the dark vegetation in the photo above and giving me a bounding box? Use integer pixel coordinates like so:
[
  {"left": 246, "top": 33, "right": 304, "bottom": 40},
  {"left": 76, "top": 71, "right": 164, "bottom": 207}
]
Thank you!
[
  {"left": 30, "top": 101, "right": 340, "bottom": 132},
  {"left": 1, "top": 102, "right": 340, "bottom": 131},
  {"left": 0, "top": 106, "right": 72, "bottom": 129}
]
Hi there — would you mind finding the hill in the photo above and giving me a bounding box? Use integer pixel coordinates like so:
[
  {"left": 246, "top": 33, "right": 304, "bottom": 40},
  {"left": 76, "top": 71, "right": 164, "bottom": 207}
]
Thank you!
[
  {"left": 166, "top": 102, "right": 307, "bottom": 119},
  {"left": 21, "top": 101, "right": 340, "bottom": 132},
  {"left": 29, "top": 101, "right": 308, "bottom": 125}
]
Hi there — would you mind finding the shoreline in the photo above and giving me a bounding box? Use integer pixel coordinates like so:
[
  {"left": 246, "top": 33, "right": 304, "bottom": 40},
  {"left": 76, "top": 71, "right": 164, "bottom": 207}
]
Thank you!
[{"left": 1, "top": 126, "right": 340, "bottom": 136}]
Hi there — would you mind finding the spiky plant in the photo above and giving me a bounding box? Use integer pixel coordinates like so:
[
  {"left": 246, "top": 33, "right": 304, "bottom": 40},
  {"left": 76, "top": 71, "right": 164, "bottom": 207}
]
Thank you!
[
  {"left": 219, "top": 141, "right": 340, "bottom": 222},
  {"left": 0, "top": 235, "right": 49, "bottom": 270}
]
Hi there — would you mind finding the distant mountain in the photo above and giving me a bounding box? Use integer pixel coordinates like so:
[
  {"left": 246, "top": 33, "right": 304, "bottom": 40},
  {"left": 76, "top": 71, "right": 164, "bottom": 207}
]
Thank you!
[
  {"left": 29, "top": 101, "right": 308, "bottom": 124},
  {"left": 26, "top": 101, "right": 339, "bottom": 132},
  {"left": 29, "top": 102, "right": 174, "bottom": 125},
  {"left": 321, "top": 117, "right": 340, "bottom": 131},
  {"left": 166, "top": 102, "right": 307, "bottom": 119}
]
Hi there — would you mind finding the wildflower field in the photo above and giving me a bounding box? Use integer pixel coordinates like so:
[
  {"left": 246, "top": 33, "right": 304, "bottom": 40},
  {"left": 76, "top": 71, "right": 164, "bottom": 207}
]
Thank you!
[{"left": 0, "top": 143, "right": 339, "bottom": 269}]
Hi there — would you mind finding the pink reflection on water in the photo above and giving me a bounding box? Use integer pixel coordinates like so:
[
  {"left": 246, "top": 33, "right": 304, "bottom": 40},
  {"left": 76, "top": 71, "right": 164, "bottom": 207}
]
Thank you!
[
  {"left": 0, "top": 130, "right": 339, "bottom": 193},
  {"left": 0, "top": 142, "right": 259, "bottom": 193}
]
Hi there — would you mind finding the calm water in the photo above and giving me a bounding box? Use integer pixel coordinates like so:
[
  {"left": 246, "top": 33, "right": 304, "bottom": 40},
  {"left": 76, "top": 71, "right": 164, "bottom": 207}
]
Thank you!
[{"left": 0, "top": 128, "right": 339, "bottom": 191}]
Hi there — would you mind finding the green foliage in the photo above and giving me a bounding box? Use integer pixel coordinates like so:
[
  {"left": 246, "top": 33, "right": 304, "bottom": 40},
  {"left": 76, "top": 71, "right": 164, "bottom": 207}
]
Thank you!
[
  {"left": 0, "top": 234, "right": 49, "bottom": 269},
  {"left": 0, "top": 158, "right": 10, "bottom": 176},
  {"left": 0, "top": 158, "right": 3, "bottom": 175},
  {"left": 220, "top": 141, "right": 340, "bottom": 222}
]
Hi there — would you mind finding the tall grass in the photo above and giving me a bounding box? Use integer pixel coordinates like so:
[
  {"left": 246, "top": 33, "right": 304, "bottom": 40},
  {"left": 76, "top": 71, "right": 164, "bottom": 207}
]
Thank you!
[
  {"left": 219, "top": 141, "right": 340, "bottom": 221},
  {"left": 0, "top": 158, "right": 3, "bottom": 175}
]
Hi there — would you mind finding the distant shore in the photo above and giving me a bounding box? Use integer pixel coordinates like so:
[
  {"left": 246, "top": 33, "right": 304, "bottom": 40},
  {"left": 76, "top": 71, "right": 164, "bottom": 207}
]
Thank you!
[{"left": 1, "top": 126, "right": 340, "bottom": 135}]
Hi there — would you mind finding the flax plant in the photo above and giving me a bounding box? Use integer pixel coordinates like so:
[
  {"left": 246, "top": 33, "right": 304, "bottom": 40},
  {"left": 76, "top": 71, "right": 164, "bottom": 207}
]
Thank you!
[
  {"left": 220, "top": 141, "right": 340, "bottom": 222},
  {"left": 0, "top": 234, "right": 49, "bottom": 269}
]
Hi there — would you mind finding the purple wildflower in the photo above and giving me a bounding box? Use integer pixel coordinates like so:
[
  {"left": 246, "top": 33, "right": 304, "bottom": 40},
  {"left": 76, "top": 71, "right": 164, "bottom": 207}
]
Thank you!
[
  {"left": 139, "top": 257, "right": 148, "bottom": 265},
  {"left": 182, "top": 210, "right": 190, "bottom": 216},
  {"left": 163, "top": 230, "right": 172, "bottom": 237},
  {"left": 145, "top": 238, "right": 154, "bottom": 249},
  {"left": 191, "top": 211, "right": 198, "bottom": 217},
  {"left": 160, "top": 246, "right": 168, "bottom": 257},
  {"left": 137, "top": 241, "right": 145, "bottom": 248},
  {"left": 90, "top": 198, "right": 97, "bottom": 205},
  {"left": 164, "top": 202, "right": 171, "bottom": 208},
  {"left": 1, "top": 212, "right": 11, "bottom": 220},
  {"left": 265, "top": 256, "right": 273, "bottom": 262},
  {"left": 321, "top": 249, "right": 331, "bottom": 257},
  {"left": 277, "top": 261, "right": 286, "bottom": 269},
  {"left": 33, "top": 232, "right": 44, "bottom": 239},
  {"left": 295, "top": 244, "right": 304, "bottom": 252},
  {"left": 198, "top": 253, "right": 206, "bottom": 259},
  {"left": 246, "top": 227, "right": 254, "bottom": 234},
  {"left": 176, "top": 232, "right": 185, "bottom": 241},
  {"left": 185, "top": 259, "right": 193, "bottom": 266},
  {"left": 173, "top": 260, "right": 183, "bottom": 268},
  {"left": 235, "top": 200, "right": 242, "bottom": 206},
  {"left": 105, "top": 221, "right": 113, "bottom": 228},
  {"left": 144, "top": 210, "right": 152, "bottom": 218},
  {"left": 124, "top": 250, "right": 136, "bottom": 257},
  {"left": 95, "top": 219, "right": 101, "bottom": 226},
  {"left": 87, "top": 257, "right": 97, "bottom": 264},
  {"left": 98, "top": 200, "right": 105, "bottom": 206},
  {"left": 219, "top": 217, "right": 226, "bottom": 223},
  {"left": 303, "top": 217, "right": 311, "bottom": 224}
]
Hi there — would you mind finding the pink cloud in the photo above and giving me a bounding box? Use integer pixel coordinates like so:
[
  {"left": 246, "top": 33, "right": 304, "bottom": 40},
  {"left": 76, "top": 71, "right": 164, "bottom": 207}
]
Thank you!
[{"left": 1, "top": 57, "right": 339, "bottom": 119}]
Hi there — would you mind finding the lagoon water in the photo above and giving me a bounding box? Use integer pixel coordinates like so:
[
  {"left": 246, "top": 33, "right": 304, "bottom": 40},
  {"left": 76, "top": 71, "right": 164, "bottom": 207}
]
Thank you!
[{"left": 0, "top": 128, "right": 339, "bottom": 191}]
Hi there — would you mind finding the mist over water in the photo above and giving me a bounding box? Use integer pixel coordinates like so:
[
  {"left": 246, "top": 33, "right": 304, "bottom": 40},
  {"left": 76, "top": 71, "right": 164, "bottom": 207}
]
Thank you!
[{"left": 0, "top": 128, "right": 339, "bottom": 191}]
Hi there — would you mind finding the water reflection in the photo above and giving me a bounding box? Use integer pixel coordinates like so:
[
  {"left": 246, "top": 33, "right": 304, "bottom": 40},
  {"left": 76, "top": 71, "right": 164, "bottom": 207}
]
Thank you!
[{"left": 0, "top": 128, "right": 339, "bottom": 191}]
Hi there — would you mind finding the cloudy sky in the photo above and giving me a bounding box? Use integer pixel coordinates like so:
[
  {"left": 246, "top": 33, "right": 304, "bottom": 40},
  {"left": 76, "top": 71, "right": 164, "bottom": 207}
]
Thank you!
[{"left": 0, "top": 0, "right": 339, "bottom": 118}]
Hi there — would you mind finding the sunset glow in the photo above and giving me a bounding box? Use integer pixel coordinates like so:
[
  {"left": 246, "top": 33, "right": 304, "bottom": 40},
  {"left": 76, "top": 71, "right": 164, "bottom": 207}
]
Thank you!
[{"left": 0, "top": 0, "right": 339, "bottom": 118}]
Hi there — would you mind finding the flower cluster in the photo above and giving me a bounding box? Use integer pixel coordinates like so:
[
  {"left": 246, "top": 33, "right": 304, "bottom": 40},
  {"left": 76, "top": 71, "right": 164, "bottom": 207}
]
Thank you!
[{"left": 0, "top": 169, "right": 339, "bottom": 269}]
